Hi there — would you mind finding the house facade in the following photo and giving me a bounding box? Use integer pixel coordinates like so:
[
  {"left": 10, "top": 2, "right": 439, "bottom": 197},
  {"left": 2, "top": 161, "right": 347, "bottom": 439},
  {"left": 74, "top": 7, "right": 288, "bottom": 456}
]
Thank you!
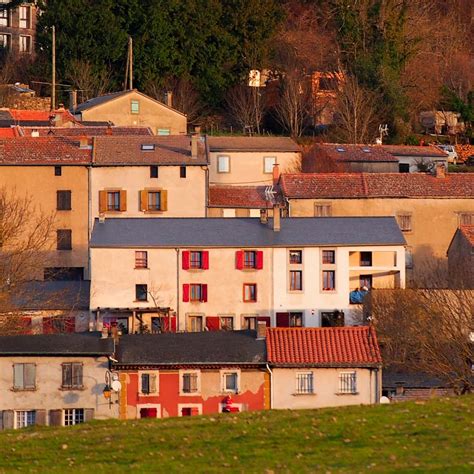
[
  {"left": 89, "top": 216, "right": 405, "bottom": 332},
  {"left": 281, "top": 172, "right": 474, "bottom": 286},
  {"left": 0, "top": 333, "right": 116, "bottom": 430},
  {"left": 381, "top": 145, "right": 448, "bottom": 173},
  {"left": 73, "top": 90, "right": 187, "bottom": 135},
  {"left": 266, "top": 327, "right": 382, "bottom": 409},
  {"left": 447, "top": 225, "right": 474, "bottom": 288},
  {"left": 114, "top": 331, "right": 268, "bottom": 419}
]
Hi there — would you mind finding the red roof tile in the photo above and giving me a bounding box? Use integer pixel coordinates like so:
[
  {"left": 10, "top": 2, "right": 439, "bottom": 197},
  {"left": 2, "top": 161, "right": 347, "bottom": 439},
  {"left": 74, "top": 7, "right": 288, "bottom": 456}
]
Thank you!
[
  {"left": 460, "top": 225, "right": 474, "bottom": 247},
  {"left": 280, "top": 173, "right": 474, "bottom": 199},
  {"left": 19, "top": 126, "right": 153, "bottom": 137},
  {"left": 9, "top": 109, "right": 75, "bottom": 123},
  {"left": 0, "top": 128, "right": 16, "bottom": 138},
  {"left": 209, "top": 186, "right": 272, "bottom": 208},
  {"left": 0, "top": 137, "right": 92, "bottom": 165},
  {"left": 266, "top": 327, "right": 382, "bottom": 366}
]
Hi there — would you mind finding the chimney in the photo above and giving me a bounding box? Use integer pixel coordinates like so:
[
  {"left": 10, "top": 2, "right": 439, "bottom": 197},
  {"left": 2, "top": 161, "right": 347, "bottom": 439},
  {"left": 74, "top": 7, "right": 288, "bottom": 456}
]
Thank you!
[
  {"left": 260, "top": 208, "right": 268, "bottom": 224},
  {"left": 166, "top": 91, "right": 173, "bottom": 108},
  {"left": 101, "top": 326, "right": 109, "bottom": 339},
  {"left": 273, "top": 205, "right": 281, "bottom": 232},
  {"left": 191, "top": 127, "right": 201, "bottom": 159},
  {"left": 435, "top": 163, "right": 446, "bottom": 178},
  {"left": 272, "top": 163, "right": 280, "bottom": 185},
  {"left": 78, "top": 136, "right": 88, "bottom": 148},
  {"left": 69, "top": 90, "right": 77, "bottom": 111},
  {"left": 30, "top": 129, "right": 39, "bottom": 138},
  {"left": 256, "top": 320, "right": 267, "bottom": 339}
]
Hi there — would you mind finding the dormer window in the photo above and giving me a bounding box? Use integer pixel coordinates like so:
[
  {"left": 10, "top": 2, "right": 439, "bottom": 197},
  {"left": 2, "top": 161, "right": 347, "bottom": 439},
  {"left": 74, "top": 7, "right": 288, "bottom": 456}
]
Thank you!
[
  {"left": 336, "top": 146, "right": 345, "bottom": 152},
  {"left": 141, "top": 144, "right": 155, "bottom": 151}
]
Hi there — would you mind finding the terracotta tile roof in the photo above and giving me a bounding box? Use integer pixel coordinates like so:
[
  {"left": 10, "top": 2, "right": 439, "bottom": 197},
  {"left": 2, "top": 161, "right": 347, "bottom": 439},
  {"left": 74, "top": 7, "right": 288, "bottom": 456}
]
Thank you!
[
  {"left": 0, "top": 128, "right": 16, "bottom": 138},
  {"left": 307, "top": 143, "right": 398, "bottom": 163},
  {"left": 266, "top": 327, "right": 382, "bottom": 366},
  {"left": 9, "top": 108, "right": 75, "bottom": 123},
  {"left": 280, "top": 173, "right": 474, "bottom": 199},
  {"left": 0, "top": 137, "right": 92, "bottom": 165},
  {"left": 209, "top": 185, "right": 273, "bottom": 208},
  {"left": 93, "top": 135, "right": 207, "bottom": 165},
  {"left": 19, "top": 126, "right": 153, "bottom": 137},
  {"left": 208, "top": 136, "right": 300, "bottom": 152},
  {"left": 381, "top": 145, "right": 447, "bottom": 158},
  {"left": 460, "top": 225, "right": 474, "bottom": 246}
]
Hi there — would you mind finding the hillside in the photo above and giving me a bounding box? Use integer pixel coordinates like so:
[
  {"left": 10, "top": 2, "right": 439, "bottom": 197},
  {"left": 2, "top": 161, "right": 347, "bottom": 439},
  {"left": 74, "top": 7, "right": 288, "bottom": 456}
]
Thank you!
[{"left": 0, "top": 396, "right": 473, "bottom": 473}]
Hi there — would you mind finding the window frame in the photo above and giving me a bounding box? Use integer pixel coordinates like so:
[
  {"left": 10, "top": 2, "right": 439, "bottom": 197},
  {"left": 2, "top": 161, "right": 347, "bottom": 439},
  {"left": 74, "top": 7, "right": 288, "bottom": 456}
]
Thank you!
[
  {"left": 54, "top": 166, "right": 62, "bottom": 176},
  {"left": 147, "top": 191, "right": 161, "bottom": 211},
  {"left": 322, "top": 250, "right": 335, "bottom": 264},
  {"left": 396, "top": 213, "right": 412, "bottom": 232},
  {"left": 289, "top": 311, "right": 303, "bottom": 327},
  {"left": 190, "top": 284, "right": 203, "bottom": 302},
  {"left": 135, "top": 284, "right": 148, "bottom": 302},
  {"left": 106, "top": 191, "right": 121, "bottom": 212},
  {"left": 63, "top": 408, "right": 84, "bottom": 426},
  {"left": 180, "top": 166, "right": 187, "bottom": 178},
  {"left": 295, "top": 372, "right": 314, "bottom": 395},
  {"left": 135, "top": 251, "right": 148, "bottom": 269},
  {"left": 263, "top": 156, "right": 276, "bottom": 174},
  {"left": 15, "top": 410, "right": 36, "bottom": 429},
  {"left": 13, "top": 363, "right": 36, "bottom": 390},
  {"left": 322, "top": 270, "right": 336, "bottom": 292},
  {"left": 19, "top": 35, "right": 32, "bottom": 53},
  {"left": 360, "top": 251, "right": 372, "bottom": 267},
  {"left": 243, "top": 283, "right": 257, "bottom": 302},
  {"left": 0, "top": 9, "right": 9, "bottom": 28},
  {"left": 221, "top": 370, "right": 239, "bottom": 393},
  {"left": 56, "top": 190, "right": 72, "bottom": 211},
  {"left": 189, "top": 251, "right": 203, "bottom": 269},
  {"left": 180, "top": 370, "right": 200, "bottom": 395},
  {"left": 150, "top": 165, "right": 159, "bottom": 178},
  {"left": 217, "top": 155, "right": 230, "bottom": 173},
  {"left": 57, "top": 229, "right": 72, "bottom": 251},
  {"left": 243, "top": 250, "right": 257, "bottom": 269},
  {"left": 130, "top": 99, "right": 140, "bottom": 114},
  {"left": 289, "top": 250, "right": 302, "bottom": 264},
  {"left": 338, "top": 371, "right": 357, "bottom": 395},
  {"left": 139, "top": 371, "right": 159, "bottom": 395},
  {"left": 314, "top": 202, "right": 332, "bottom": 217},
  {"left": 187, "top": 314, "right": 204, "bottom": 332},
  {"left": 242, "top": 315, "right": 257, "bottom": 330},
  {"left": 61, "top": 362, "right": 84, "bottom": 390},
  {"left": 19, "top": 5, "right": 31, "bottom": 29},
  {"left": 0, "top": 33, "right": 11, "bottom": 50},
  {"left": 219, "top": 315, "right": 234, "bottom": 331},
  {"left": 289, "top": 270, "right": 303, "bottom": 291}
]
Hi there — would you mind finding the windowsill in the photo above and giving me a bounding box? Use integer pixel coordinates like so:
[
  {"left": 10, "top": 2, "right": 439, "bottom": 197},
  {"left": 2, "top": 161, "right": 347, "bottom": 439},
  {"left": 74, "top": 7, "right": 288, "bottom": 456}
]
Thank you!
[
  {"left": 222, "top": 391, "right": 239, "bottom": 395},
  {"left": 187, "top": 268, "right": 205, "bottom": 272},
  {"left": 243, "top": 301, "right": 257, "bottom": 303},
  {"left": 133, "top": 300, "right": 149, "bottom": 303},
  {"left": 105, "top": 210, "right": 123, "bottom": 213},
  {"left": 241, "top": 268, "right": 258, "bottom": 271},
  {"left": 57, "top": 209, "right": 72, "bottom": 212},
  {"left": 335, "top": 392, "right": 359, "bottom": 396},
  {"left": 180, "top": 392, "right": 201, "bottom": 396},
  {"left": 59, "top": 387, "right": 85, "bottom": 391},
  {"left": 189, "top": 300, "right": 206, "bottom": 304},
  {"left": 322, "top": 290, "right": 336, "bottom": 293},
  {"left": 134, "top": 267, "right": 149, "bottom": 270},
  {"left": 139, "top": 393, "right": 159, "bottom": 397},
  {"left": 288, "top": 290, "right": 303, "bottom": 293},
  {"left": 11, "top": 388, "right": 36, "bottom": 392},
  {"left": 293, "top": 392, "right": 316, "bottom": 396},
  {"left": 143, "top": 210, "right": 165, "bottom": 214}
]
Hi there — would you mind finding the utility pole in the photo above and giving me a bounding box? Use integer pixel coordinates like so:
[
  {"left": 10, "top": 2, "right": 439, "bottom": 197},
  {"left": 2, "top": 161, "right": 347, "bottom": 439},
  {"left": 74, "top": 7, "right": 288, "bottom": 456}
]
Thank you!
[
  {"left": 129, "top": 36, "right": 133, "bottom": 90},
  {"left": 51, "top": 25, "right": 56, "bottom": 110}
]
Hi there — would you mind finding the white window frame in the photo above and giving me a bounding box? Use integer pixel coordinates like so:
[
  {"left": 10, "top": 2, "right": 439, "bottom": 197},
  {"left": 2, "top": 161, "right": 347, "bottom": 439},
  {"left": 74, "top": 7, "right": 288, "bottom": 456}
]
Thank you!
[
  {"left": 130, "top": 99, "right": 140, "bottom": 114},
  {"left": 14, "top": 410, "right": 36, "bottom": 429},
  {"left": 295, "top": 372, "right": 314, "bottom": 395},
  {"left": 137, "top": 403, "right": 161, "bottom": 418},
  {"left": 19, "top": 35, "right": 32, "bottom": 53},
  {"left": 338, "top": 371, "right": 358, "bottom": 394},
  {"left": 157, "top": 128, "right": 170, "bottom": 136},
  {"left": 138, "top": 370, "right": 159, "bottom": 396},
  {"left": 63, "top": 408, "right": 84, "bottom": 426},
  {"left": 179, "top": 370, "right": 201, "bottom": 396},
  {"left": 220, "top": 369, "right": 240, "bottom": 393},
  {"left": 19, "top": 5, "right": 31, "bottom": 29},
  {"left": 186, "top": 313, "right": 204, "bottom": 332},
  {"left": 217, "top": 155, "right": 230, "bottom": 173},
  {"left": 0, "top": 33, "right": 11, "bottom": 50},
  {"left": 263, "top": 156, "right": 276, "bottom": 174}
]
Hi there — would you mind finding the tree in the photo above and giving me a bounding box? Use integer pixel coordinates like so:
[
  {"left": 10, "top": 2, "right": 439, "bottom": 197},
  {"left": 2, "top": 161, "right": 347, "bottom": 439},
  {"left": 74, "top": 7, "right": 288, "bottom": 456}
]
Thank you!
[
  {"left": 225, "top": 84, "right": 266, "bottom": 134},
  {"left": 66, "top": 60, "right": 112, "bottom": 102}
]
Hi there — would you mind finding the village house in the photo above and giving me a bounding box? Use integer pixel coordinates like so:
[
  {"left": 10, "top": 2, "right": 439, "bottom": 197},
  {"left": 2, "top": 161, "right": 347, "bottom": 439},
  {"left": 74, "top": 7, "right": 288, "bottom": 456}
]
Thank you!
[
  {"left": 0, "top": 1, "right": 37, "bottom": 55},
  {"left": 447, "top": 225, "right": 474, "bottom": 288},
  {"left": 72, "top": 90, "right": 187, "bottom": 135},
  {"left": 89, "top": 215, "right": 405, "bottom": 332},
  {"left": 0, "top": 332, "right": 116, "bottom": 430},
  {"left": 280, "top": 171, "right": 474, "bottom": 285},
  {"left": 113, "top": 330, "right": 268, "bottom": 419},
  {"left": 380, "top": 145, "right": 449, "bottom": 173},
  {"left": 266, "top": 326, "right": 382, "bottom": 409}
]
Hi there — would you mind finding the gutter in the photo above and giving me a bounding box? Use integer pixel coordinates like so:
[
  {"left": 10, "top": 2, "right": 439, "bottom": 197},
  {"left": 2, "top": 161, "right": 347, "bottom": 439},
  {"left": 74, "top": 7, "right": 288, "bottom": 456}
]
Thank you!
[{"left": 265, "top": 363, "right": 274, "bottom": 409}]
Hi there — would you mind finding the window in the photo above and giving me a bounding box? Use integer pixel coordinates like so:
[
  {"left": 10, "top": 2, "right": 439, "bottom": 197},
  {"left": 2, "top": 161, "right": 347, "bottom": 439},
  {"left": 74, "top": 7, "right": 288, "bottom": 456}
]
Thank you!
[
  {"left": 190, "top": 284, "right": 203, "bottom": 302},
  {"left": 264, "top": 156, "right": 276, "bottom": 174},
  {"left": 147, "top": 191, "right": 161, "bottom": 211},
  {"left": 399, "top": 163, "right": 410, "bottom": 173},
  {"left": 13, "top": 363, "right": 36, "bottom": 390},
  {"left": 157, "top": 128, "right": 170, "bottom": 136},
  {"left": 190, "top": 251, "right": 202, "bottom": 269},
  {"left": 131, "top": 100, "right": 140, "bottom": 114},
  {"left": 339, "top": 372, "right": 357, "bottom": 394},
  {"left": 243, "top": 316, "right": 257, "bottom": 330},
  {"left": 56, "top": 190, "right": 71, "bottom": 210},
  {"left": 321, "top": 311, "right": 344, "bottom": 327},
  {"left": 315, "top": 202, "right": 332, "bottom": 217},
  {"left": 180, "top": 166, "right": 186, "bottom": 178},
  {"left": 289, "top": 312, "right": 303, "bottom": 327},
  {"left": 244, "top": 251, "right": 256, "bottom": 269},
  {"left": 322, "top": 270, "right": 335, "bottom": 291},
  {"left": 289, "top": 250, "right": 302, "bottom": 264},
  {"left": 135, "top": 251, "right": 148, "bottom": 269},
  {"left": 64, "top": 408, "right": 84, "bottom": 426},
  {"left": 141, "top": 373, "right": 157, "bottom": 394},
  {"left": 188, "top": 315, "right": 203, "bottom": 332},
  {"left": 360, "top": 252, "right": 372, "bottom": 267},
  {"left": 458, "top": 213, "right": 474, "bottom": 226},
  {"left": 62, "top": 363, "right": 83, "bottom": 389},
  {"left": 0, "top": 34, "right": 11, "bottom": 50},
  {"left": 223, "top": 372, "right": 238, "bottom": 392},
  {"left": 19, "top": 6, "right": 31, "bottom": 28},
  {"left": 19, "top": 35, "right": 31, "bottom": 53},
  {"left": 220, "top": 316, "right": 234, "bottom": 331},
  {"left": 290, "top": 270, "right": 303, "bottom": 291},
  {"left": 217, "top": 155, "right": 230, "bottom": 173},
  {"left": 135, "top": 284, "right": 148, "bottom": 301},
  {"left": 322, "top": 250, "right": 335, "bottom": 264},
  {"left": 0, "top": 9, "right": 9, "bottom": 27},
  {"left": 16, "top": 411, "right": 36, "bottom": 429},
  {"left": 182, "top": 372, "right": 199, "bottom": 393},
  {"left": 54, "top": 166, "right": 62, "bottom": 176},
  {"left": 141, "top": 144, "right": 155, "bottom": 151},
  {"left": 397, "top": 214, "right": 412, "bottom": 232},
  {"left": 359, "top": 275, "right": 372, "bottom": 289},
  {"left": 57, "top": 229, "right": 72, "bottom": 250},
  {"left": 150, "top": 165, "right": 158, "bottom": 178},
  {"left": 141, "top": 190, "right": 166, "bottom": 212},
  {"left": 107, "top": 191, "right": 120, "bottom": 211},
  {"left": 296, "top": 373, "right": 314, "bottom": 394},
  {"left": 243, "top": 284, "right": 257, "bottom": 302}
]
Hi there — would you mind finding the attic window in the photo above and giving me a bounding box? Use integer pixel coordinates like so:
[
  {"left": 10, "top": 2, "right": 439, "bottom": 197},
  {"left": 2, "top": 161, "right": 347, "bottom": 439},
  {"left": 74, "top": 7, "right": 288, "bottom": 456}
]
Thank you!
[
  {"left": 362, "top": 147, "right": 371, "bottom": 153},
  {"left": 141, "top": 144, "right": 155, "bottom": 151},
  {"left": 336, "top": 146, "right": 346, "bottom": 153}
]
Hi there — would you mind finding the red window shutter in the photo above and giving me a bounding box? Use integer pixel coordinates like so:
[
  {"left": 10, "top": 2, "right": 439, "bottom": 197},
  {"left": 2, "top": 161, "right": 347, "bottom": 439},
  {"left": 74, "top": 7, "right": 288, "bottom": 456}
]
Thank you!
[
  {"left": 236, "top": 250, "right": 244, "bottom": 269},
  {"left": 276, "top": 312, "right": 290, "bottom": 327},
  {"left": 148, "top": 408, "right": 157, "bottom": 418},
  {"left": 256, "top": 251, "right": 264, "bottom": 269},
  {"left": 20, "top": 317, "right": 32, "bottom": 335},
  {"left": 170, "top": 316, "right": 177, "bottom": 333},
  {"left": 183, "top": 284, "right": 190, "bottom": 302},
  {"left": 182, "top": 251, "right": 190, "bottom": 270},
  {"left": 65, "top": 317, "right": 75, "bottom": 333},
  {"left": 257, "top": 316, "right": 271, "bottom": 327},
  {"left": 191, "top": 407, "right": 199, "bottom": 416},
  {"left": 201, "top": 284, "right": 208, "bottom": 302},
  {"left": 202, "top": 251, "right": 209, "bottom": 270},
  {"left": 43, "top": 317, "right": 53, "bottom": 334},
  {"left": 206, "top": 316, "right": 220, "bottom": 331}
]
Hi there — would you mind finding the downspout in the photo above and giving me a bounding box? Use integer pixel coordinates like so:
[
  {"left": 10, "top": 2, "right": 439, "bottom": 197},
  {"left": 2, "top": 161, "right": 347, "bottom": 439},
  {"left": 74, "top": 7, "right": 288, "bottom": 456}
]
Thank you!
[
  {"left": 374, "top": 367, "right": 380, "bottom": 404},
  {"left": 265, "top": 363, "right": 274, "bottom": 409},
  {"left": 88, "top": 140, "right": 94, "bottom": 329},
  {"left": 176, "top": 248, "right": 180, "bottom": 331},
  {"left": 203, "top": 134, "right": 210, "bottom": 218}
]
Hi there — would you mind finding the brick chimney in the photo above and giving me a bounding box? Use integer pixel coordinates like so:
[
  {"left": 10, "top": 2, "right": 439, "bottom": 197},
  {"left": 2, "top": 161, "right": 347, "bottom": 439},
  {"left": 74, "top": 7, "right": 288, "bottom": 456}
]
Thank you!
[
  {"left": 166, "top": 91, "right": 173, "bottom": 108},
  {"left": 435, "top": 163, "right": 446, "bottom": 178},
  {"left": 273, "top": 205, "right": 281, "bottom": 232},
  {"left": 256, "top": 320, "right": 267, "bottom": 339},
  {"left": 191, "top": 126, "right": 201, "bottom": 159},
  {"left": 78, "top": 136, "right": 89, "bottom": 148},
  {"left": 272, "top": 163, "right": 280, "bottom": 185}
]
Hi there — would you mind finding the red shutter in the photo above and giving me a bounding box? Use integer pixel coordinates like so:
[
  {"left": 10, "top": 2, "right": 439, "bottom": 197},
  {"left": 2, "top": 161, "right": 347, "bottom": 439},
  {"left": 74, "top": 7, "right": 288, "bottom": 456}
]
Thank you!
[
  {"left": 42, "top": 317, "right": 53, "bottom": 334},
  {"left": 256, "top": 251, "right": 264, "bottom": 269},
  {"left": 191, "top": 407, "right": 199, "bottom": 416},
  {"left": 236, "top": 250, "right": 244, "bottom": 269},
  {"left": 257, "top": 316, "right": 271, "bottom": 327},
  {"left": 20, "top": 317, "right": 32, "bottom": 335},
  {"left": 202, "top": 251, "right": 209, "bottom": 270},
  {"left": 206, "top": 316, "right": 220, "bottom": 331},
  {"left": 182, "top": 251, "right": 190, "bottom": 270},
  {"left": 183, "top": 284, "right": 190, "bottom": 302},
  {"left": 65, "top": 316, "right": 75, "bottom": 333},
  {"left": 276, "top": 312, "right": 290, "bottom": 327},
  {"left": 201, "top": 284, "right": 208, "bottom": 302},
  {"left": 170, "top": 316, "right": 177, "bottom": 333}
]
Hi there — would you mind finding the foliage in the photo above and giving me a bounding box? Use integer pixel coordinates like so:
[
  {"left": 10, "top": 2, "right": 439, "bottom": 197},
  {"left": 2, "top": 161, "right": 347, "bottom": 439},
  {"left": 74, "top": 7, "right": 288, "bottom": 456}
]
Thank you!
[{"left": 0, "top": 397, "right": 472, "bottom": 472}]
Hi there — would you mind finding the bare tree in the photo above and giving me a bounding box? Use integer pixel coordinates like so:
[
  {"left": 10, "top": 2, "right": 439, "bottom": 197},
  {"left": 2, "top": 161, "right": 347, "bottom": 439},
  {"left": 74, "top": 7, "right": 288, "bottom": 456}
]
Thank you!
[{"left": 66, "top": 59, "right": 111, "bottom": 102}]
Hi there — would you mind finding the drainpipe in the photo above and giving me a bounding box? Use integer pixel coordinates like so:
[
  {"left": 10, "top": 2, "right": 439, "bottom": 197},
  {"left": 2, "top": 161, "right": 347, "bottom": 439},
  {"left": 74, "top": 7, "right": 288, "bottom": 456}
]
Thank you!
[
  {"left": 176, "top": 248, "right": 180, "bottom": 331},
  {"left": 265, "top": 363, "right": 274, "bottom": 409},
  {"left": 374, "top": 367, "right": 380, "bottom": 404}
]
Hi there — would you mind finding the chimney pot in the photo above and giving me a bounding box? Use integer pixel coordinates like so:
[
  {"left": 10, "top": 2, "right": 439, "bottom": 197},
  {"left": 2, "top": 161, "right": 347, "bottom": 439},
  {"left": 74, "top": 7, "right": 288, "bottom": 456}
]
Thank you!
[
  {"left": 273, "top": 205, "right": 281, "bottom": 232},
  {"left": 31, "top": 129, "right": 39, "bottom": 138},
  {"left": 272, "top": 163, "right": 280, "bottom": 185},
  {"left": 256, "top": 321, "right": 267, "bottom": 339},
  {"left": 435, "top": 163, "right": 446, "bottom": 178}
]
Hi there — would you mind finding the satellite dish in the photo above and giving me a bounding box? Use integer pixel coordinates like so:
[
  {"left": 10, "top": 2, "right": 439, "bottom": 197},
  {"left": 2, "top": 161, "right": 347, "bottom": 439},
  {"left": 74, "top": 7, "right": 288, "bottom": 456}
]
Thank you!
[
  {"left": 380, "top": 396, "right": 390, "bottom": 404},
  {"left": 111, "top": 380, "right": 122, "bottom": 392}
]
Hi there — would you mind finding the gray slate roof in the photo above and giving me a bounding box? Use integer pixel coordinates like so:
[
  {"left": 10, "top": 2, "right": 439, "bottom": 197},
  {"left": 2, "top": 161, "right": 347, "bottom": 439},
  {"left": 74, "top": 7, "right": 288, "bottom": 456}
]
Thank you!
[
  {"left": 90, "top": 217, "right": 406, "bottom": 248},
  {"left": 382, "top": 370, "right": 452, "bottom": 388},
  {"left": 74, "top": 90, "right": 131, "bottom": 113},
  {"left": 0, "top": 332, "right": 113, "bottom": 355},
  {"left": 116, "top": 331, "right": 266, "bottom": 366}
]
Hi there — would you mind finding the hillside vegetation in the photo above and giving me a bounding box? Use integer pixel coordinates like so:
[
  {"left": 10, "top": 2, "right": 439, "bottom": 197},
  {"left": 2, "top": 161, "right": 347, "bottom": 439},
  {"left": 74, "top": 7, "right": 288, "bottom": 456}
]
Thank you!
[{"left": 0, "top": 396, "right": 472, "bottom": 473}]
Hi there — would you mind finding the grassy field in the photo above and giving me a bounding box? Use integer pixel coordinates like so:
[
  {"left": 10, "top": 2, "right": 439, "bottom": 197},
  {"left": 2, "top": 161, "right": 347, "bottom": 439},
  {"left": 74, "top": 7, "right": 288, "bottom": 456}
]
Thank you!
[{"left": 0, "top": 396, "right": 473, "bottom": 473}]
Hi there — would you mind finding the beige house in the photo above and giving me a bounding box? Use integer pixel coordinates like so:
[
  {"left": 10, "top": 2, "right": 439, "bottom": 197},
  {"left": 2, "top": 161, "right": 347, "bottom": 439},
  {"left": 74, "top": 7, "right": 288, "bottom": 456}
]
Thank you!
[
  {"left": 73, "top": 90, "right": 187, "bottom": 135},
  {"left": 280, "top": 171, "right": 474, "bottom": 285},
  {"left": 447, "top": 225, "right": 474, "bottom": 288},
  {"left": 0, "top": 333, "right": 117, "bottom": 429},
  {"left": 266, "top": 327, "right": 382, "bottom": 409}
]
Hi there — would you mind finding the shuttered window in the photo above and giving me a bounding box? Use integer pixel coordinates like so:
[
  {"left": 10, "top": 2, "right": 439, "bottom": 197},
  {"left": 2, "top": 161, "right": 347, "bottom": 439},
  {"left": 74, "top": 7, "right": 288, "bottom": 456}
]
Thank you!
[
  {"left": 62, "top": 363, "right": 83, "bottom": 389},
  {"left": 182, "top": 373, "right": 199, "bottom": 393},
  {"left": 13, "top": 363, "right": 36, "bottom": 390},
  {"left": 107, "top": 191, "right": 120, "bottom": 211},
  {"left": 135, "top": 251, "right": 148, "bottom": 269},
  {"left": 57, "top": 229, "right": 72, "bottom": 250},
  {"left": 314, "top": 202, "right": 332, "bottom": 217},
  {"left": 141, "top": 373, "right": 157, "bottom": 394},
  {"left": 56, "top": 191, "right": 71, "bottom": 210},
  {"left": 397, "top": 214, "right": 412, "bottom": 232},
  {"left": 140, "top": 190, "right": 167, "bottom": 212}
]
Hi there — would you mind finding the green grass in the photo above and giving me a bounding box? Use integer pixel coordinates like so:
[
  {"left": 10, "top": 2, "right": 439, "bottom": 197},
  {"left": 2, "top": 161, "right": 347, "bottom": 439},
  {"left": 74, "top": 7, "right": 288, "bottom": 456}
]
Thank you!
[{"left": 0, "top": 396, "right": 473, "bottom": 473}]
